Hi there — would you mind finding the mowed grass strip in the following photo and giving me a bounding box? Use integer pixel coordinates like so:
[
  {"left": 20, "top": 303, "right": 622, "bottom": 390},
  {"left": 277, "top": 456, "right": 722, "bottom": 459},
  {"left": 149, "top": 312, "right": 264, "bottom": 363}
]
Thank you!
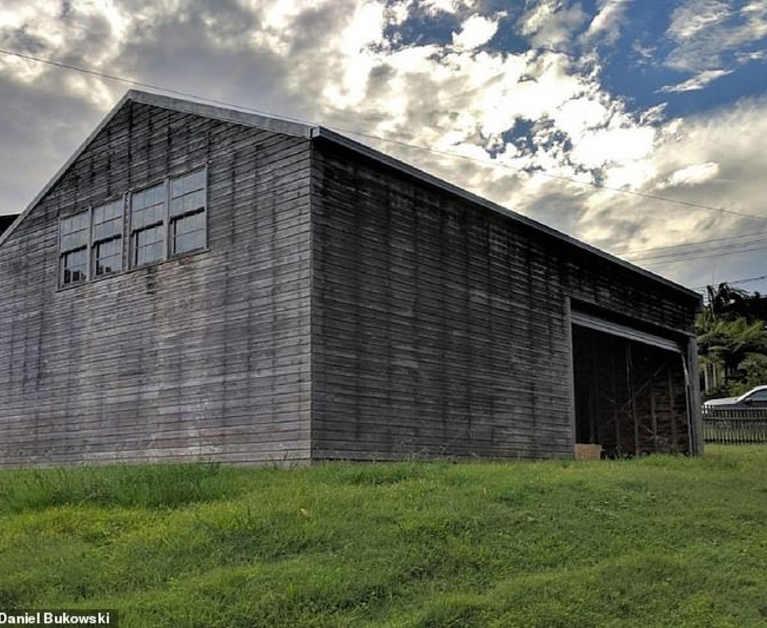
[{"left": 1, "top": 447, "right": 766, "bottom": 627}]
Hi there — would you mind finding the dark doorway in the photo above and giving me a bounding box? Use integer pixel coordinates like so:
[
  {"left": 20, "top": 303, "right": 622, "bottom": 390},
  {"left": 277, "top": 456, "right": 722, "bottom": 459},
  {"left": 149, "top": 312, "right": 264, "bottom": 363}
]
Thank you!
[{"left": 572, "top": 324, "right": 690, "bottom": 457}]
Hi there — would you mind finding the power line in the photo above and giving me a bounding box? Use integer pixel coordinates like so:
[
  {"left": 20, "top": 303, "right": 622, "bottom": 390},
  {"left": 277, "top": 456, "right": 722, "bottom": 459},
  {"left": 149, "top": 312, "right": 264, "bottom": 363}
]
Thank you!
[
  {"left": 6, "top": 47, "right": 766, "bottom": 300},
  {"left": 0, "top": 47, "right": 309, "bottom": 128},
  {"left": 2, "top": 46, "right": 767, "bottom": 225},
  {"left": 626, "top": 237, "right": 767, "bottom": 264},
  {"left": 729, "top": 275, "right": 767, "bottom": 286},
  {"left": 615, "top": 228, "right": 767, "bottom": 258},
  {"left": 640, "top": 243, "right": 765, "bottom": 267},
  {"left": 6, "top": 46, "right": 767, "bottom": 222},
  {"left": 691, "top": 275, "right": 767, "bottom": 291},
  {"left": 337, "top": 128, "right": 767, "bottom": 223}
]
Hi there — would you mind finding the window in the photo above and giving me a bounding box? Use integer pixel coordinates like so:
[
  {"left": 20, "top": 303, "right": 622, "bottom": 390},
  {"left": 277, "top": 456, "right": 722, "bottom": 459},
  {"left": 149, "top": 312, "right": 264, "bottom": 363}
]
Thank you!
[
  {"left": 172, "top": 211, "right": 206, "bottom": 255},
  {"left": 170, "top": 170, "right": 207, "bottom": 255},
  {"left": 57, "top": 168, "right": 207, "bottom": 287},
  {"left": 60, "top": 212, "right": 89, "bottom": 285},
  {"left": 131, "top": 183, "right": 166, "bottom": 266},
  {"left": 748, "top": 390, "right": 767, "bottom": 404},
  {"left": 129, "top": 168, "right": 207, "bottom": 267},
  {"left": 92, "top": 200, "right": 123, "bottom": 276}
]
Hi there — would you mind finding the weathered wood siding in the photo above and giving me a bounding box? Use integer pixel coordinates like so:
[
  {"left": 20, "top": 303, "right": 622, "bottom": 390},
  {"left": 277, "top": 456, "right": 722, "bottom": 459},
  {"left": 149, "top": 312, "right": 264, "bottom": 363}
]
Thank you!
[
  {"left": 0, "top": 102, "right": 312, "bottom": 467},
  {"left": 310, "top": 141, "right": 699, "bottom": 461}
]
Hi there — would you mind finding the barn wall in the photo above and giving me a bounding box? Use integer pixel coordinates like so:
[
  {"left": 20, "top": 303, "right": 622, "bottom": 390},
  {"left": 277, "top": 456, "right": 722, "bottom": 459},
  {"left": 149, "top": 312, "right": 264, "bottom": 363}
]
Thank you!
[
  {"left": 310, "top": 141, "right": 699, "bottom": 461},
  {"left": 0, "top": 102, "right": 313, "bottom": 466}
]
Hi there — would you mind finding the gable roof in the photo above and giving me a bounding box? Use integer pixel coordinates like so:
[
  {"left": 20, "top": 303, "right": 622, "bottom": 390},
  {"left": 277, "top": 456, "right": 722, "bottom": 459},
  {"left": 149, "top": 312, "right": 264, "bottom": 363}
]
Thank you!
[
  {"left": 0, "top": 89, "right": 701, "bottom": 304},
  {"left": 0, "top": 90, "right": 314, "bottom": 252}
]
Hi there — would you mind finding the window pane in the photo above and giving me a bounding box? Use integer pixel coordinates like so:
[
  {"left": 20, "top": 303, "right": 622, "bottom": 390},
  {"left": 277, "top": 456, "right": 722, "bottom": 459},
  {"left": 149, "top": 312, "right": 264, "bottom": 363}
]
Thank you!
[
  {"left": 131, "top": 183, "right": 165, "bottom": 229},
  {"left": 93, "top": 199, "right": 121, "bottom": 224},
  {"left": 136, "top": 241, "right": 163, "bottom": 266},
  {"left": 174, "top": 231, "right": 206, "bottom": 255},
  {"left": 61, "top": 211, "right": 89, "bottom": 234},
  {"left": 93, "top": 218, "right": 122, "bottom": 241},
  {"left": 93, "top": 200, "right": 123, "bottom": 240},
  {"left": 179, "top": 211, "right": 205, "bottom": 232},
  {"left": 172, "top": 211, "right": 206, "bottom": 255},
  {"left": 132, "top": 203, "right": 164, "bottom": 229},
  {"left": 171, "top": 170, "right": 205, "bottom": 197},
  {"left": 94, "top": 238, "right": 122, "bottom": 276},
  {"left": 61, "top": 248, "right": 87, "bottom": 285},
  {"left": 134, "top": 225, "right": 164, "bottom": 266},
  {"left": 170, "top": 189, "right": 205, "bottom": 217},
  {"left": 136, "top": 225, "right": 163, "bottom": 248},
  {"left": 170, "top": 170, "right": 205, "bottom": 217},
  {"left": 60, "top": 212, "right": 89, "bottom": 251},
  {"left": 134, "top": 184, "right": 165, "bottom": 207},
  {"left": 95, "top": 253, "right": 121, "bottom": 276}
]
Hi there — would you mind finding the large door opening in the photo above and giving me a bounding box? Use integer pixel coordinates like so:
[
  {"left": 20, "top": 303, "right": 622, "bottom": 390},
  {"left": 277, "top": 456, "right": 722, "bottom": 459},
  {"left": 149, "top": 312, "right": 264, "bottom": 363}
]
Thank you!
[{"left": 571, "top": 319, "right": 691, "bottom": 457}]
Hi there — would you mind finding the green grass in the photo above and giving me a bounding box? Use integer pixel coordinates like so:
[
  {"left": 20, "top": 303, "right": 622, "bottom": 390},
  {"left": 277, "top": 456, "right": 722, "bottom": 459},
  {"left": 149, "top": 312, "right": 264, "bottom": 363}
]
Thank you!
[{"left": 1, "top": 447, "right": 767, "bottom": 627}]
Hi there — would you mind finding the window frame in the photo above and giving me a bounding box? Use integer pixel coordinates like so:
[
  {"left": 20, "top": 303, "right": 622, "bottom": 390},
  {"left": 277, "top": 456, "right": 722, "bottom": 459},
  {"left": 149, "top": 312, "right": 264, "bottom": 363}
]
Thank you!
[
  {"left": 129, "top": 181, "right": 168, "bottom": 268},
  {"left": 129, "top": 166, "right": 208, "bottom": 269},
  {"left": 58, "top": 210, "right": 91, "bottom": 287},
  {"left": 91, "top": 197, "right": 125, "bottom": 278},
  {"left": 56, "top": 166, "right": 208, "bottom": 288},
  {"left": 169, "top": 169, "right": 208, "bottom": 257}
]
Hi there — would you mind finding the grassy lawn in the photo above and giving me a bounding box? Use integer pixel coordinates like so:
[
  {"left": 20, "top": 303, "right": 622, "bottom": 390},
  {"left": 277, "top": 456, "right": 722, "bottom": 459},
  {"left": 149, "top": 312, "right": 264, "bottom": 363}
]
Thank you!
[{"left": 1, "top": 446, "right": 766, "bottom": 627}]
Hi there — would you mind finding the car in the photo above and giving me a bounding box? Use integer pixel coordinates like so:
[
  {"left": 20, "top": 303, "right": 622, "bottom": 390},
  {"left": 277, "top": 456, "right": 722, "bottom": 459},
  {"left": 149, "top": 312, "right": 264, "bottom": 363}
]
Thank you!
[{"left": 703, "top": 385, "right": 767, "bottom": 409}]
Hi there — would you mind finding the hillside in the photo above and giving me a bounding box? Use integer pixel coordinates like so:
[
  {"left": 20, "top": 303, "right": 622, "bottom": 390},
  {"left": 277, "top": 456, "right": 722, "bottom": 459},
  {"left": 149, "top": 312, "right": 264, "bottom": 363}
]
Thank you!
[{"left": 1, "top": 448, "right": 766, "bottom": 627}]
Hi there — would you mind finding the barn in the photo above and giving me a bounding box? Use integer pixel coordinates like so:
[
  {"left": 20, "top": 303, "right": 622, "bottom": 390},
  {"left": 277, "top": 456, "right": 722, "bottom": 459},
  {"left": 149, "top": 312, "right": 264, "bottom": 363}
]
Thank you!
[{"left": 0, "top": 90, "right": 703, "bottom": 467}]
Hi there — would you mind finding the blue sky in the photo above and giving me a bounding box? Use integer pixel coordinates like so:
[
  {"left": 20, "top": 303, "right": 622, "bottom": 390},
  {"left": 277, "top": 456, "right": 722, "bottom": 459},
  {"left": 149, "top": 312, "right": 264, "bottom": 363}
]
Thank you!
[{"left": 1, "top": 0, "right": 766, "bottom": 294}]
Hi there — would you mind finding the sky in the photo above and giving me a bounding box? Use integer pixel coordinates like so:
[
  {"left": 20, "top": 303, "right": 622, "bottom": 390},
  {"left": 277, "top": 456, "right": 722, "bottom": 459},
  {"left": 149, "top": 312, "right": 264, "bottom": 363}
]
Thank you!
[{"left": 1, "top": 0, "right": 766, "bottom": 296}]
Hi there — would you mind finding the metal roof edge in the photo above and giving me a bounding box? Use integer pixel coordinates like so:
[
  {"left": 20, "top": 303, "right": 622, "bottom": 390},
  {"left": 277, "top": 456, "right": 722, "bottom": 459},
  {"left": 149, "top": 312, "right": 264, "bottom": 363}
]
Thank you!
[
  {"left": 310, "top": 126, "right": 702, "bottom": 304},
  {"left": 0, "top": 90, "right": 314, "bottom": 250},
  {"left": 0, "top": 90, "right": 703, "bottom": 306},
  {"left": 127, "top": 90, "right": 314, "bottom": 138},
  {"left": 0, "top": 91, "right": 135, "bottom": 250}
]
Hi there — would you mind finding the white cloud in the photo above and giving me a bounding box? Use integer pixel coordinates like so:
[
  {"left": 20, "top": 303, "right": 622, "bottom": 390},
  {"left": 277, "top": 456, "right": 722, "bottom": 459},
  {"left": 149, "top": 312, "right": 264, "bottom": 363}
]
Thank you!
[
  {"left": 737, "top": 49, "right": 767, "bottom": 62},
  {"left": 520, "top": 1, "right": 588, "bottom": 48},
  {"left": 420, "top": 0, "right": 462, "bottom": 15},
  {"left": 665, "top": 0, "right": 767, "bottom": 71},
  {"left": 385, "top": 0, "right": 410, "bottom": 25},
  {"left": 577, "top": 97, "right": 767, "bottom": 288},
  {"left": 1, "top": 0, "right": 767, "bottom": 294},
  {"left": 667, "top": 0, "right": 731, "bottom": 42},
  {"left": 452, "top": 14, "right": 500, "bottom": 49},
  {"left": 662, "top": 162, "right": 721, "bottom": 188},
  {"left": 582, "top": 0, "right": 629, "bottom": 45},
  {"left": 573, "top": 126, "right": 656, "bottom": 172},
  {"left": 639, "top": 103, "right": 667, "bottom": 126},
  {"left": 659, "top": 69, "right": 733, "bottom": 93}
]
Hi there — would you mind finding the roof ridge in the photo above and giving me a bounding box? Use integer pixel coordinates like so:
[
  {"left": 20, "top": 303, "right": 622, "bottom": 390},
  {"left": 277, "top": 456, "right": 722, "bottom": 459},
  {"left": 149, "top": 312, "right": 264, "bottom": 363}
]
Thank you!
[
  {"left": 0, "top": 90, "right": 315, "bottom": 250},
  {"left": 0, "top": 89, "right": 701, "bottom": 303}
]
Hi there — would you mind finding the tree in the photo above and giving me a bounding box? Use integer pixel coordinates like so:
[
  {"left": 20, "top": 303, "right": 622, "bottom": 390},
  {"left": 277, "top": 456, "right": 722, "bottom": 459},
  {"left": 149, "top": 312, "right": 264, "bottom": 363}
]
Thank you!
[
  {"left": 705, "top": 283, "right": 752, "bottom": 321},
  {"left": 745, "top": 291, "right": 767, "bottom": 322},
  {"left": 698, "top": 284, "right": 767, "bottom": 397}
]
